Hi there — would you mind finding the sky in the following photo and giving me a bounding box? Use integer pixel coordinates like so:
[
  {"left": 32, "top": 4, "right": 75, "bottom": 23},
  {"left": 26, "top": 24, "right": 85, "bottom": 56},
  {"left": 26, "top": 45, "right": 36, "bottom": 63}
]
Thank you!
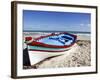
[{"left": 23, "top": 10, "right": 91, "bottom": 32}]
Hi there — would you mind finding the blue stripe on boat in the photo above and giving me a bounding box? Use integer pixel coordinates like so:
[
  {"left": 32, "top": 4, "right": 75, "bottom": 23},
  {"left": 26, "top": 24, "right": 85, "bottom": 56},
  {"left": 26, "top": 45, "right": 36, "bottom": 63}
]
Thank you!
[{"left": 28, "top": 45, "right": 69, "bottom": 51}]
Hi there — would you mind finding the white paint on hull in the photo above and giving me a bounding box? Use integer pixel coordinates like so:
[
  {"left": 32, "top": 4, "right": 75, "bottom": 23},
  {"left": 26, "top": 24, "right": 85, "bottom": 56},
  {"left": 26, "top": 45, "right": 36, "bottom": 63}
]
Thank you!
[{"left": 29, "top": 43, "right": 77, "bottom": 65}]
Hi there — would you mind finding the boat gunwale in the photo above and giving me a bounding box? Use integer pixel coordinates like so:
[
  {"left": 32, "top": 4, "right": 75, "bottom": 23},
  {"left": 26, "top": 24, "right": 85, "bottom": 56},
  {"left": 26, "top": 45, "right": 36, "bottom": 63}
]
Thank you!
[{"left": 26, "top": 32, "right": 77, "bottom": 48}]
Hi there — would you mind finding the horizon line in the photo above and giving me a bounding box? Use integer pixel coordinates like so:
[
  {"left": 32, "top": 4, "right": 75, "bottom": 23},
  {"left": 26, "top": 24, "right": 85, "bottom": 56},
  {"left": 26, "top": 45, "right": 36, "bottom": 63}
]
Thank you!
[{"left": 23, "top": 30, "right": 91, "bottom": 33}]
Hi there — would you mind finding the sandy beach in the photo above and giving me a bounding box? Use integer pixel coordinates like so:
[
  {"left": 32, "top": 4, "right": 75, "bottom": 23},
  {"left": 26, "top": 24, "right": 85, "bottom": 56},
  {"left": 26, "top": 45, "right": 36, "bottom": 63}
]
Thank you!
[{"left": 23, "top": 32, "right": 91, "bottom": 69}]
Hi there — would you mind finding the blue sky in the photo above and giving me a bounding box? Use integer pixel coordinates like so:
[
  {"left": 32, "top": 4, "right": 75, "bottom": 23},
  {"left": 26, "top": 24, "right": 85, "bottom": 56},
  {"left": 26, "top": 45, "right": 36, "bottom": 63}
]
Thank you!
[{"left": 23, "top": 10, "right": 91, "bottom": 32}]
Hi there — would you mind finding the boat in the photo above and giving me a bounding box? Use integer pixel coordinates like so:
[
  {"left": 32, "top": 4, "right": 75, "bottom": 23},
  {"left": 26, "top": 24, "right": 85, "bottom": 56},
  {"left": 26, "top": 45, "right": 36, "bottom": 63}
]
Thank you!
[{"left": 25, "top": 32, "right": 77, "bottom": 52}]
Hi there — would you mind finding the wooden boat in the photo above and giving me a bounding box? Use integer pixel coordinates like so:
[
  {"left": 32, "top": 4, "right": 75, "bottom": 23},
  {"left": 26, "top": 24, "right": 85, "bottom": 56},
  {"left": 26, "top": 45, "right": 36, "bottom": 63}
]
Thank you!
[{"left": 25, "top": 32, "right": 77, "bottom": 52}]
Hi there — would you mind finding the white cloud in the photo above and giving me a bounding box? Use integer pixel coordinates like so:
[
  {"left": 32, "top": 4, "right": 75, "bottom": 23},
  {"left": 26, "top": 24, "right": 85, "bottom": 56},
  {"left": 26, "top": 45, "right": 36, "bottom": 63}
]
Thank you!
[{"left": 80, "top": 23, "right": 85, "bottom": 26}]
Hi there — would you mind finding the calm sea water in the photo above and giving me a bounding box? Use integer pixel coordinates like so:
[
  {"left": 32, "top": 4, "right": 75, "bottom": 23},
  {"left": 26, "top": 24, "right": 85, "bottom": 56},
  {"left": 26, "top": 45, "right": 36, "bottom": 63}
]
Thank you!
[
  {"left": 23, "top": 31, "right": 90, "bottom": 37},
  {"left": 23, "top": 30, "right": 90, "bottom": 33}
]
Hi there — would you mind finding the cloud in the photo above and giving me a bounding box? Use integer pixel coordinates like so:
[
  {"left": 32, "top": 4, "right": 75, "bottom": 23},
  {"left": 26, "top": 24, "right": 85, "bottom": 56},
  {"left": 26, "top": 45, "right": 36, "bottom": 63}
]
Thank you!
[
  {"left": 79, "top": 23, "right": 91, "bottom": 28},
  {"left": 80, "top": 23, "right": 84, "bottom": 26},
  {"left": 87, "top": 24, "right": 91, "bottom": 27}
]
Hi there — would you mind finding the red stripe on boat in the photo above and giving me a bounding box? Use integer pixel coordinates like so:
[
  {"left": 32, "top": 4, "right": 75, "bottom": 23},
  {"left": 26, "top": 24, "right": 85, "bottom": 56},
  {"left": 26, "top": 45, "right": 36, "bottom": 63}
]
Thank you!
[
  {"left": 27, "top": 41, "right": 75, "bottom": 48},
  {"left": 25, "top": 32, "right": 77, "bottom": 48}
]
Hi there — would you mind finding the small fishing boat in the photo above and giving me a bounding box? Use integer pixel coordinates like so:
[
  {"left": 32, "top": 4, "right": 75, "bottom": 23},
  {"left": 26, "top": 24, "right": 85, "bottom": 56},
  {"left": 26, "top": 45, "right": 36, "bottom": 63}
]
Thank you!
[{"left": 25, "top": 32, "right": 77, "bottom": 52}]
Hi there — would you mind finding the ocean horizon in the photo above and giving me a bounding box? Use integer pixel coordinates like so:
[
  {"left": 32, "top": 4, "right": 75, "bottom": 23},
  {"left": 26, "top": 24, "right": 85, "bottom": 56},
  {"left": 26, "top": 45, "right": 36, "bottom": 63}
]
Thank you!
[{"left": 23, "top": 30, "right": 90, "bottom": 34}]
